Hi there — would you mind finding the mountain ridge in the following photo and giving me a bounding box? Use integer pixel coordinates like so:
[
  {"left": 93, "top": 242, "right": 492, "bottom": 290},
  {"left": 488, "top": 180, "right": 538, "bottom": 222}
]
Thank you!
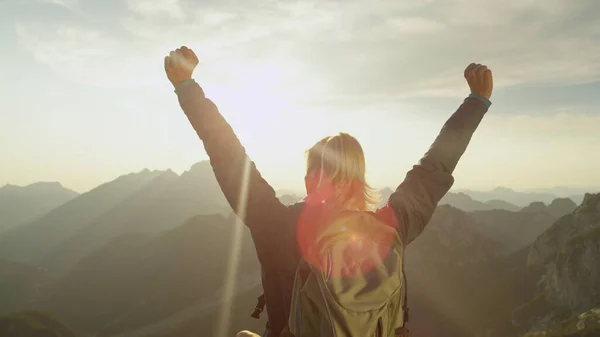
[
  {"left": 0, "top": 182, "right": 79, "bottom": 235},
  {"left": 0, "top": 169, "right": 166, "bottom": 263}
]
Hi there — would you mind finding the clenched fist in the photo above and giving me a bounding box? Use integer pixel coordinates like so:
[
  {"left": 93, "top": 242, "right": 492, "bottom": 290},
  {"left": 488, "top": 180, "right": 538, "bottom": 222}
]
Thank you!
[
  {"left": 464, "top": 63, "right": 493, "bottom": 100},
  {"left": 164, "top": 46, "right": 199, "bottom": 87}
]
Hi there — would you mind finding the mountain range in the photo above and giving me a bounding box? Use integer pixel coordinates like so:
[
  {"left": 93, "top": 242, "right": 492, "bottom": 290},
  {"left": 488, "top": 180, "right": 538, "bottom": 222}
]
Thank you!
[
  {"left": 457, "top": 187, "right": 587, "bottom": 207},
  {"left": 0, "top": 182, "right": 78, "bottom": 235},
  {"left": 0, "top": 162, "right": 231, "bottom": 274},
  {"left": 284, "top": 185, "right": 588, "bottom": 210},
  {"left": 0, "top": 162, "right": 598, "bottom": 337}
]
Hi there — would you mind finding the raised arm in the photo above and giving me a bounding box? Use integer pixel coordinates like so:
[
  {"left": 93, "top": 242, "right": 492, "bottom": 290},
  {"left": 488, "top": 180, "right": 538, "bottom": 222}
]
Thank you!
[
  {"left": 379, "top": 63, "right": 494, "bottom": 245},
  {"left": 164, "top": 46, "right": 289, "bottom": 232}
]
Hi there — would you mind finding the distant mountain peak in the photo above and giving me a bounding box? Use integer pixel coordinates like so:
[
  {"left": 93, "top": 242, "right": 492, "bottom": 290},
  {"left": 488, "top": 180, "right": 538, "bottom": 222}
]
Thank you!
[
  {"left": 521, "top": 201, "right": 548, "bottom": 213},
  {"left": 0, "top": 181, "right": 79, "bottom": 235},
  {"left": 492, "top": 186, "right": 515, "bottom": 193},
  {"left": 549, "top": 197, "right": 577, "bottom": 206},
  {"left": 379, "top": 186, "right": 394, "bottom": 194},
  {"left": 28, "top": 181, "right": 62, "bottom": 187},
  {"left": 576, "top": 193, "right": 600, "bottom": 215},
  {"left": 0, "top": 184, "right": 19, "bottom": 192},
  {"left": 138, "top": 168, "right": 172, "bottom": 175},
  {"left": 189, "top": 161, "right": 211, "bottom": 171},
  {"left": 180, "top": 161, "right": 218, "bottom": 184},
  {"left": 117, "top": 168, "right": 167, "bottom": 181},
  {"left": 2, "top": 181, "right": 67, "bottom": 190},
  {"left": 546, "top": 197, "right": 578, "bottom": 218},
  {"left": 180, "top": 161, "right": 213, "bottom": 179},
  {"left": 158, "top": 169, "right": 179, "bottom": 179},
  {"left": 0, "top": 182, "right": 78, "bottom": 196}
]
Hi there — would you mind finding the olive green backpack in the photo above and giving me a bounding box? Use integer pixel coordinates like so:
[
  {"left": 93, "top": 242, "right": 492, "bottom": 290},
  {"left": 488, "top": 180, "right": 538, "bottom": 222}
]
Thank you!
[{"left": 288, "top": 210, "right": 410, "bottom": 337}]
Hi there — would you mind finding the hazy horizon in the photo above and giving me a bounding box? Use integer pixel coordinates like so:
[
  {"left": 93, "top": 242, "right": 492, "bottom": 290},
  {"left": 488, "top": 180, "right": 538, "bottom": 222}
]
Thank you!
[
  {"left": 2, "top": 0, "right": 599, "bottom": 193},
  {"left": 2, "top": 161, "right": 597, "bottom": 197}
]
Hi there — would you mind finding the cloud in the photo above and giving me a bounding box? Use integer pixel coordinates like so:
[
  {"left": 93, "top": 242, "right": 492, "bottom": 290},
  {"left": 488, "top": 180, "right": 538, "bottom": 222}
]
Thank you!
[
  {"left": 38, "top": 0, "right": 79, "bottom": 10},
  {"left": 292, "top": 0, "right": 600, "bottom": 99},
  {"left": 12, "top": 0, "right": 600, "bottom": 105},
  {"left": 487, "top": 110, "right": 600, "bottom": 135},
  {"left": 4, "top": 0, "right": 79, "bottom": 10},
  {"left": 14, "top": 22, "right": 139, "bottom": 87},
  {"left": 126, "top": 0, "right": 184, "bottom": 20}
]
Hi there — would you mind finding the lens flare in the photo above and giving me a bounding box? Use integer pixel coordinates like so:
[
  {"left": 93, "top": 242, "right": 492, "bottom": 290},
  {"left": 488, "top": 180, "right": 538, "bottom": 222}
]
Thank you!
[{"left": 296, "top": 204, "right": 398, "bottom": 279}]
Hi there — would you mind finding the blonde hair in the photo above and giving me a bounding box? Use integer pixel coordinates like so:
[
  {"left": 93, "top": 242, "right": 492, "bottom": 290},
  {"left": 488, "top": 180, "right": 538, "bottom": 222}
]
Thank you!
[{"left": 305, "top": 132, "right": 379, "bottom": 211}]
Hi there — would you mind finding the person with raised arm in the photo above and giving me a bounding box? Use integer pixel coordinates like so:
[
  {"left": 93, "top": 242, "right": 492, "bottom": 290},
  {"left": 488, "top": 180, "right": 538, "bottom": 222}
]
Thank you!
[{"left": 165, "top": 46, "right": 493, "bottom": 337}]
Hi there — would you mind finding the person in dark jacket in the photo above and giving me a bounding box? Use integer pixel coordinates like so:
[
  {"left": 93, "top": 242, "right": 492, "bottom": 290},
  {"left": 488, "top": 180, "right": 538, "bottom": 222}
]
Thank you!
[{"left": 164, "top": 46, "right": 493, "bottom": 337}]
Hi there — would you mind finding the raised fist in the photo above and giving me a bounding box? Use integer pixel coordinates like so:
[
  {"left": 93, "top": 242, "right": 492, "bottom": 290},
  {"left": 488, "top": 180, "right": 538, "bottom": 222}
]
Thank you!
[
  {"left": 164, "top": 46, "right": 199, "bottom": 87},
  {"left": 464, "top": 63, "right": 493, "bottom": 100}
]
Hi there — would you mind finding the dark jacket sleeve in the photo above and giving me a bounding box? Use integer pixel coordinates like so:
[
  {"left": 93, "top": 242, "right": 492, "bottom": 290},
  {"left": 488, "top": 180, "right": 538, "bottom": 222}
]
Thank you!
[
  {"left": 174, "top": 80, "right": 289, "bottom": 232},
  {"left": 381, "top": 96, "right": 491, "bottom": 245}
]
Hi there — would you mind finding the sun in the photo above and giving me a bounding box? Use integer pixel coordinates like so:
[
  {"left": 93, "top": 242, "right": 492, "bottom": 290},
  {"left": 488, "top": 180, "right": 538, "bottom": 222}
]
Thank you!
[{"left": 202, "top": 57, "right": 336, "bottom": 155}]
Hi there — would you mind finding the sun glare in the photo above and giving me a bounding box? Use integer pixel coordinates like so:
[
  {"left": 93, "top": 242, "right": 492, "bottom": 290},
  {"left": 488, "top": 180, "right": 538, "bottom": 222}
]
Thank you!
[{"left": 203, "top": 58, "right": 334, "bottom": 162}]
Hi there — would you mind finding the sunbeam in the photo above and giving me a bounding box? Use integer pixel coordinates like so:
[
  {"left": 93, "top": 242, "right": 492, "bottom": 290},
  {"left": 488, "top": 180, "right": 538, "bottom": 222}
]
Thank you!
[{"left": 215, "top": 155, "right": 252, "bottom": 337}]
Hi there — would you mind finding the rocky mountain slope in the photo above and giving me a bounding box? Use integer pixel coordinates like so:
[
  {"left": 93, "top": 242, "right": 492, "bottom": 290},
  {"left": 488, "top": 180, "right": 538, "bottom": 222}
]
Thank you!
[{"left": 518, "top": 193, "right": 600, "bottom": 336}]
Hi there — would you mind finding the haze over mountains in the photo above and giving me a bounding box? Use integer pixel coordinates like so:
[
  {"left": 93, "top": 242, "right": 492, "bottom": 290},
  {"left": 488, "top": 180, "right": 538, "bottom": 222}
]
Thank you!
[
  {"left": 0, "top": 162, "right": 230, "bottom": 271},
  {"left": 0, "top": 182, "right": 78, "bottom": 235},
  {"left": 457, "top": 187, "right": 588, "bottom": 207},
  {"left": 0, "top": 161, "right": 598, "bottom": 337}
]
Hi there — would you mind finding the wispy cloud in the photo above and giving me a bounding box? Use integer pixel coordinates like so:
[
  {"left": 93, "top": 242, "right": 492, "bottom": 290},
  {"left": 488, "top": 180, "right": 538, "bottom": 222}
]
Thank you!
[
  {"left": 12, "top": 0, "right": 600, "bottom": 103},
  {"left": 38, "top": 0, "right": 79, "bottom": 10},
  {"left": 486, "top": 109, "right": 600, "bottom": 134},
  {"left": 126, "top": 0, "right": 184, "bottom": 20}
]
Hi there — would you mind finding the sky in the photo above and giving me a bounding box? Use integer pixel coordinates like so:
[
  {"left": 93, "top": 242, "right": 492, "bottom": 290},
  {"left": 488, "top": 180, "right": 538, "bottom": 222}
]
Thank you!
[{"left": 1, "top": 0, "right": 599, "bottom": 193}]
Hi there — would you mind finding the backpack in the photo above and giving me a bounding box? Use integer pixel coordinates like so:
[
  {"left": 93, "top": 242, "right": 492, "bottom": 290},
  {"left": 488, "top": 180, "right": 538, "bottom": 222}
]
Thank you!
[{"left": 287, "top": 210, "right": 410, "bottom": 337}]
